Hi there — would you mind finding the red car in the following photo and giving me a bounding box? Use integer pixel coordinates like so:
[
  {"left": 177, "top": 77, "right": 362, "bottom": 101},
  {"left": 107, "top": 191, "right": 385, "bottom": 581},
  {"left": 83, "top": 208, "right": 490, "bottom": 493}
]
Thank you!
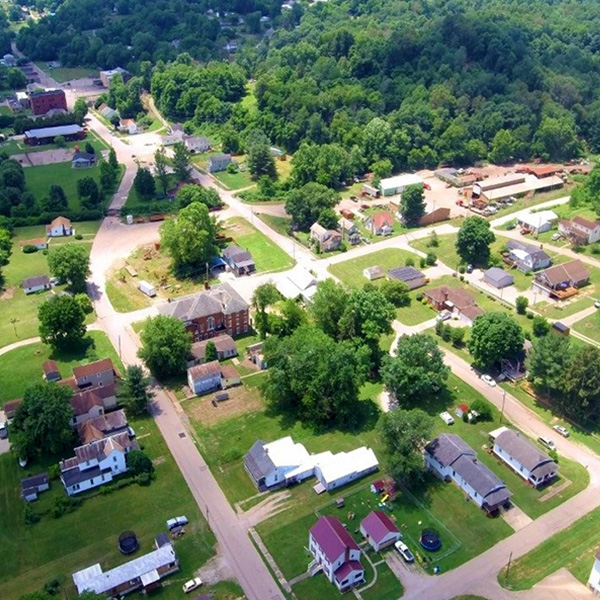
[{"left": 424, "top": 183, "right": 431, "bottom": 190}]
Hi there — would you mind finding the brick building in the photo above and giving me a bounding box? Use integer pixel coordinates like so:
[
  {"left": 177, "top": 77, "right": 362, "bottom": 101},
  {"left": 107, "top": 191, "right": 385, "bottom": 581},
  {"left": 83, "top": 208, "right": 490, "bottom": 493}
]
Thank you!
[
  {"left": 29, "top": 89, "right": 67, "bottom": 116},
  {"left": 159, "top": 283, "right": 249, "bottom": 341}
]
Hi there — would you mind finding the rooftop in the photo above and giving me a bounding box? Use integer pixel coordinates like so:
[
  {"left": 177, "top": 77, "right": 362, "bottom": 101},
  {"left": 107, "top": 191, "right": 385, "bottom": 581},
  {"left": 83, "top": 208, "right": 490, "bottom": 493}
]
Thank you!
[
  {"left": 188, "top": 360, "right": 222, "bottom": 380},
  {"left": 25, "top": 124, "right": 82, "bottom": 139},
  {"left": 360, "top": 510, "right": 399, "bottom": 543},
  {"left": 310, "top": 515, "right": 360, "bottom": 563},
  {"left": 22, "top": 274, "right": 49, "bottom": 288},
  {"left": 73, "top": 358, "right": 116, "bottom": 380},
  {"left": 387, "top": 266, "right": 424, "bottom": 282},
  {"left": 494, "top": 429, "right": 557, "bottom": 477},
  {"left": 379, "top": 173, "right": 423, "bottom": 190}
]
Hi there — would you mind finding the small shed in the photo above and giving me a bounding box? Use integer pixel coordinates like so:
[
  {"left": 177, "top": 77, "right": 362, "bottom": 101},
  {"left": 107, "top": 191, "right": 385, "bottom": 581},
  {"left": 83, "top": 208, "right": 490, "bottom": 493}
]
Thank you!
[
  {"left": 363, "top": 266, "right": 385, "bottom": 281},
  {"left": 360, "top": 510, "right": 401, "bottom": 552},
  {"left": 455, "top": 404, "right": 469, "bottom": 418},
  {"left": 42, "top": 360, "right": 61, "bottom": 382},
  {"left": 387, "top": 266, "right": 426, "bottom": 290},
  {"left": 552, "top": 322, "right": 570, "bottom": 336},
  {"left": 21, "top": 472, "right": 50, "bottom": 502},
  {"left": 483, "top": 267, "right": 514, "bottom": 289}
]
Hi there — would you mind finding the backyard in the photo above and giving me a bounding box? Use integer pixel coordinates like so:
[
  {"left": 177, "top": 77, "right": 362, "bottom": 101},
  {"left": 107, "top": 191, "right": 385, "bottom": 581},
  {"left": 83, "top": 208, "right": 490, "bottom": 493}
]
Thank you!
[
  {"left": 573, "top": 310, "right": 600, "bottom": 341},
  {"left": 34, "top": 63, "right": 98, "bottom": 83}
]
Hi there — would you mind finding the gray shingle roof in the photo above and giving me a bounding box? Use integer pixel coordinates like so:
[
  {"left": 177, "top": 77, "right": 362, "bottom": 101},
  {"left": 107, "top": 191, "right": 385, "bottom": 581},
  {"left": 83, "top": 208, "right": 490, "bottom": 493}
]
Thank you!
[
  {"left": 387, "top": 266, "right": 424, "bottom": 282},
  {"left": 244, "top": 440, "right": 275, "bottom": 482},
  {"left": 484, "top": 267, "right": 513, "bottom": 284},
  {"left": 506, "top": 239, "right": 550, "bottom": 262},
  {"left": 22, "top": 274, "right": 49, "bottom": 288},
  {"left": 426, "top": 433, "right": 475, "bottom": 466},
  {"left": 495, "top": 429, "right": 557, "bottom": 478}
]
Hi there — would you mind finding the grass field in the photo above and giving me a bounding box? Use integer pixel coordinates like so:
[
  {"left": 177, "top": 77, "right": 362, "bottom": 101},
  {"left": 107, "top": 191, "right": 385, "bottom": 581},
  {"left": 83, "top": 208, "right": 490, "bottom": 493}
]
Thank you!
[
  {"left": 214, "top": 169, "right": 254, "bottom": 190},
  {"left": 225, "top": 217, "right": 295, "bottom": 273},
  {"left": 0, "top": 330, "right": 122, "bottom": 403},
  {"left": 34, "top": 62, "right": 97, "bottom": 83},
  {"left": 0, "top": 413, "right": 217, "bottom": 600},
  {"left": 257, "top": 214, "right": 291, "bottom": 237},
  {"left": 361, "top": 563, "right": 403, "bottom": 600},
  {"left": 499, "top": 504, "right": 600, "bottom": 591},
  {"left": 573, "top": 309, "right": 600, "bottom": 340},
  {"left": 1, "top": 132, "right": 108, "bottom": 157},
  {"left": 0, "top": 224, "right": 98, "bottom": 347}
]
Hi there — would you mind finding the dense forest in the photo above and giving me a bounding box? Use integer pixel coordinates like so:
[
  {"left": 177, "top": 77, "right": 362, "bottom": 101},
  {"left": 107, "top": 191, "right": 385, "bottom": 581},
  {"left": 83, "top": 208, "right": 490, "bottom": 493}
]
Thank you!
[{"left": 17, "top": 0, "right": 600, "bottom": 171}]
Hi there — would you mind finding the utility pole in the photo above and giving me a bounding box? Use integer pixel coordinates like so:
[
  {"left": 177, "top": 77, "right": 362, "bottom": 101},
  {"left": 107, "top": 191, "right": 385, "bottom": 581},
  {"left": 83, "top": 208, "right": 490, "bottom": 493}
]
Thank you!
[
  {"left": 505, "top": 551, "right": 513, "bottom": 584},
  {"left": 500, "top": 389, "right": 507, "bottom": 424},
  {"left": 118, "top": 335, "right": 122, "bottom": 361}
]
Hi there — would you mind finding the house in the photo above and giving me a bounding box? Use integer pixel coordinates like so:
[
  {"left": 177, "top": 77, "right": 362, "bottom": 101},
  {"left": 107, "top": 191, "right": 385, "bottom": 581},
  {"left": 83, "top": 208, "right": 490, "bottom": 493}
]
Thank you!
[
  {"left": 42, "top": 360, "right": 61, "bottom": 382},
  {"left": 379, "top": 173, "right": 423, "bottom": 196},
  {"left": 425, "top": 434, "right": 512, "bottom": 513},
  {"left": 70, "top": 385, "right": 118, "bottom": 426},
  {"left": 72, "top": 543, "right": 178, "bottom": 596},
  {"left": 558, "top": 216, "right": 600, "bottom": 246},
  {"left": 276, "top": 266, "right": 318, "bottom": 302},
  {"left": 532, "top": 260, "right": 590, "bottom": 299},
  {"left": 22, "top": 275, "right": 50, "bottom": 294},
  {"left": 483, "top": 267, "right": 514, "bottom": 289},
  {"left": 222, "top": 244, "right": 256, "bottom": 276},
  {"left": 459, "top": 304, "right": 485, "bottom": 327},
  {"left": 29, "top": 89, "right": 67, "bottom": 116},
  {"left": 21, "top": 473, "right": 50, "bottom": 502},
  {"left": 100, "top": 105, "right": 119, "bottom": 121},
  {"left": 162, "top": 128, "right": 186, "bottom": 146},
  {"left": 72, "top": 151, "right": 96, "bottom": 168},
  {"left": 159, "top": 283, "right": 249, "bottom": 341},
  {"left": 189, "top": 334, "right": 237, "bottom": 365},
  {"left": 208, "top": 153, "right": 232, "bottom": 172},
  {"left": 46, "top": 216, "right": 72, "bottom": 237},
  {"left": 365, "top": 211, "right": 395, "bottom": 236},
  {"left": 118, "top": 119, "right": 138, "bottom": 135},
  {"left": 338, "top": 217, "right": 361, "bottom": 245},
  {"left": 247, "top": 341, "right": 267, "bottom": 369},
  {"left": 310, "top": 223, "right": 342, "bottom": 252},
  {"left": 3, "top": 399, "right": 21, "bottom": 420},
  {"left": 360, "top": 267, "right": 383, "bottom": 282},
  {"left": 423, "top": 286, "right": 483, "bottom": 325},
  {"left": 244, "top": 436, "right": 378, "bottom": 492},
  {"left": 220, "top": 364, "right": 241, "bottom": 389},
  {"left": 387, "top": 266, "right": 426, "bottom": 290},
  {"left": 517, "top": 210, "right": 558, "bottom": 234},
  {"left": 360, "top": 511, "right": 401, "bottom": 552},
  {"left": 187, "top": 361, "right": 223, "bottom": 395},
  {"left": 505, "top": 240, "right": 551, "bottom": 273},
  {"left": 59, "top": 431, "right": 138, "bottom": 496},
  {"left": 99, "top": 67, "right": 131, "bottom": 87},
  {"left": 77, "top": 409, "right": 130, "bottom": 444},
  {"left": 20, "top": 238, "right": 48, "bottom": 251},
  {"left": 309, "top": 516, "right": 364, "bottom": 592},
  {"left": 24, "top": 124, "right": 84, "bottom": 146},
  {"left": 490, "top": 427, "right": 558, "bottom": 487},
  {"left": 587, "top": 549, "right": 600, "bottom": 594},
  {"left": 73, "top": 358, "right": 117, "bottom": 389},
  {"left": 185, "top": 136, "right": 211, "bottom": 153}
]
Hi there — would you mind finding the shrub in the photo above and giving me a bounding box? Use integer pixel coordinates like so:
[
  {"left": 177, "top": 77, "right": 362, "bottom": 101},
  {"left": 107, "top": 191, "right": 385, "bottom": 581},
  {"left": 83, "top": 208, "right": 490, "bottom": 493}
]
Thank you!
[
  {"left": 50, "top": 496, "right": 81, "bottom": 518},
  {"left": 425, "top": 252, "right": 437, "bottom": 266},
  {"left": 435, "top": 320, "right": 444, "bottom": 337},
  {"left": 471, "top": 398, "right": 493, "bottom": 421},
  {"left": 44, "top": 579, "right": 61, "bottom": 595},
  {"left": 136, "top": 472, "right": 152, "bottom": 486},
  {"left": 405, "top": 257, "right": 415, "bottom": 267},
  {"left": 47, "top": 464, "right": 60, "bottom": 480},
  {"left": 126, "top": 449, "right": 154, "bottom": 476},
  {"left": 532, "top": 315, "right": 550, "bottom": 337},
  {"left": 450, "top": 327, "right": 466, "bottom": 347},
  {"left": 526, "top": 311, "right": 534, "bottom": 319},
  {"left": 42, "top": 249, "right": 48, "bottom": 255},
  {"left": 462, "top": 412, "right": 469, "bottom": 423},
  {"left": 428, "top": 231, "right": 439, "bottom": 247},
  {"left": 415, "top": 293, "right": 423, "bottom": 301},
  {"left": 459, "top": 275, "right": 464, "bottom": 281},
  {"left": 420, "top": 257, "right": 426, "bottom": 268},
  {"left": 441, "top": 324, "right": 452, "bottom": 342},
  {"left": 23, "top": 504, "right": 40, "bottom": 525},
  {"left": 591, "top": 245, "right": 600, "bottom": 255},
  {"left": 74, "top": 233, "right": 83, "bottom": 240},
  {"left": 516, "top": 296, "right": 529, "bottom": 315},
  {"left": 458, "top": 265, "right": 466, "bottom": 274},
  {"left": 549, "top": 449, "right": 559, "bottom": 463},
  {"left": 22, "top": 244, "right": 37, "bottom": 253}
]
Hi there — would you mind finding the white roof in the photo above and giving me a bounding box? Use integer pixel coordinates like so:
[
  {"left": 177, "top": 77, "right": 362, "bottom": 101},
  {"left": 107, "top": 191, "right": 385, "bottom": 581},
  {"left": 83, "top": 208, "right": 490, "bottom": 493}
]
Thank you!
[
  {"left": 483, "top": 175, "right": 563, "bottom": 201},
  {"left": 510, "top": 248, "right": 529, "bottom": 262},
  {"left": 316, "top": 447, "right": 378, "bottom": 485},
  {"left": 289, "top": 266, "right": 317, "bottom": 291},
  {"left": 489, "top": 426, "right": 510, "bottom": 441},
  {"left": 264, "top": 436, "right": 311, "bottom": 469},
  {"left": 380, "top": 173, "right": 423, "bottom": 192},
  {"left": 72, "top": 544, "right": 176, "bottom": 594},
  {"left": 518, "top": 210, "right": 558, "bottom": 229},
  {"left": 276, "top": 266, "right": 317, "bottom": 301},
  {"left": 25, "top": 124, "right": 82, "bottom": 139}
]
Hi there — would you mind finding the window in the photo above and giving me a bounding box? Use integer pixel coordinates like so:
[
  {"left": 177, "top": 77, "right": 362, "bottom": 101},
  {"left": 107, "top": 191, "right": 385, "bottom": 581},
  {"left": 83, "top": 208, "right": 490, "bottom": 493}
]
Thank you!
[
  {"left": 207, "top": 316, "right": 215, "bottom": 330},
  {"left": 90, "top": 478, "right": 94, "bottom": 485},
  {"left": 113, "top": 456, "right": 117, "bottom": 462}
]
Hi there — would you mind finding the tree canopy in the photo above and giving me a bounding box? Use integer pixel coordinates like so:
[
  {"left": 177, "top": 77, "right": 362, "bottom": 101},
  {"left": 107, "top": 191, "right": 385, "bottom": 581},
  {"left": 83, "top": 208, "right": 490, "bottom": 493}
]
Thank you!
[
  {"left": 47, "top": 244, "right": 91, "bottom": 292},
  {"left": 400, "top": 184, "right": 426, "bottom": 226},
  {"left": 38, "top": 294, "right": 87, "bottom": 350},
  {"left": 468, "top": 312, "right": 524, "bottom": 369},
  {"left": 456, "top": 216, "right": 496, "bottom": 266},
  {"left": 285, "top": 182, "right": 339, "bottom": 231}
]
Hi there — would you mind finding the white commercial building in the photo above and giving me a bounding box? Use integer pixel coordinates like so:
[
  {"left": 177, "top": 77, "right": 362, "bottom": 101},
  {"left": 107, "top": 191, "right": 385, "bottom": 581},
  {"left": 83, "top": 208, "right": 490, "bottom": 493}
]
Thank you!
[
  {"left": 517, "top": 210, "right": 558, "bottom": 234},
  {"left": 379, "top": 173, "right": 424, "bottom": 197}
]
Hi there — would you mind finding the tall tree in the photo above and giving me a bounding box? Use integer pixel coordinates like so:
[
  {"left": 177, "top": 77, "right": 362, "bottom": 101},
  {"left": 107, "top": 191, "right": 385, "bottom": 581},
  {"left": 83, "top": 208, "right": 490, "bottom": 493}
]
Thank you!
[
  {"left": 41, "top": 184, "right": 67, "bottom": 213},
  {"left": 204, "top": 341, "right": 218, "bottom": 362},
  {"left": 47, "top": 244, "right": 91, "bottom": 292},
  {"left": 285, "top": 183, "right": 339, "bottom": 230},
  {"left": 527, "top": 333, "right": 572, "bottom": 397},
  {"left": 561, "top": 346, "right": 600, "bottom": 421},
  {"left": 77, "top": 177, "right": 100, "bottom": 207},
  {"left": 176, "top": 185, "right": 221, "bottom": 209},
  {"left": 160, "top": 202, "right": 218, "bottom": 273},
  {"left": 38, "top": 294, "right": 87, "bottom": 350},
  {"left": 172, "top": 142, "right": 191, "bottom": 181},
  {"left": 121, "top": 365, "right": 152, "bottom": 416},
  {"left": 138, "top": 315, "right": 192, "bottom": 378},
  {"left": 134, "top": 167, "right": 156, "bottom": 199},
  {"left": 400, "top": 184, "right": 426, "bottom": 226},
  {"left": 251, "top": 282, "right": 281, "bottom": 338},
  {"left": 246, "top": 131, "right": 277, "bottom": 180},
  {"left": 382, "top": 334, "right": 449, "bottom": 405},
  {"left": 456, "top": 216, "right": 496, "bottom": 266},
  {"left": 73, "top": 97, "right": 88, "bottom": 122},
  {"left": 380, "top": 279, "right": 410, "bottom": 307},
  {"left": 11, "top": 383, "right": 75, "bottom": 459},
  {"left": 309, "top": 279, "right": 349, "bottom": 339},
  {"left": 154, "top": 147, "right": 170, "bottom": 196},
  {"left": 468, "top": 312, "right": 524, "bottom": 369},
  {"left": 379, "top": 408, "right": 434, "bottom": 487}
]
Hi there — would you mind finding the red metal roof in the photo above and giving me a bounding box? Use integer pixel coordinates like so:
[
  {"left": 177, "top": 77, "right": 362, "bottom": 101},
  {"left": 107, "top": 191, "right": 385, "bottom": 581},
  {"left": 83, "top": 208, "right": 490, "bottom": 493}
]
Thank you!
[
  {"left": 310, "top": 516, "right": 360, "bottom": 563},
  {"left": 360, "top": 510, "right": 399, "bottom": 543}
]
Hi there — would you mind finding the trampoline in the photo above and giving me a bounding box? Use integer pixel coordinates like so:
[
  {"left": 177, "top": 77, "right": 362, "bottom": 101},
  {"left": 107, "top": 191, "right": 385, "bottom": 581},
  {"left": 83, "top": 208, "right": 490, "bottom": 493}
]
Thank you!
[
  {"left": 118, "top": 531, "right": 139, "bottom": 555},
  {"left": 419, "top": 528, "right": 442, "bottom": 552}
]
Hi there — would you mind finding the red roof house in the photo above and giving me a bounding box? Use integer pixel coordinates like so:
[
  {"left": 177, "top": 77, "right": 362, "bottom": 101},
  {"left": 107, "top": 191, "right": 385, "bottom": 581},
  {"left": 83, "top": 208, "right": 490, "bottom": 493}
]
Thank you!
[{"left": 360, "top": 510, "right": 401, "bottom": 552}]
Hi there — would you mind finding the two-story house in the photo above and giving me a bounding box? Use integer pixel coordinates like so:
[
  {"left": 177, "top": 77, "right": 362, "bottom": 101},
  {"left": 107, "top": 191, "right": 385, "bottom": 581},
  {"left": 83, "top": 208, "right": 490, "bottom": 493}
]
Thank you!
[
  {"left": 309, "top": 516, "right": 364, "bottom": 592},
  {"left": 364, "top": 211, "right": 394, "bottom": 236},
  {"left": 46, "top": 216, "right": 72, "bottom": 237},
  {"left": 159, "top": 284, "right": 249, "bottom": 341},
  {"left": 337, "top": 217, "right": 361, "bottom": 246},
  {"left": 73, "top": 358, "right": 118, "bottom": 389},
  {"left": 310, "top": 222, "right": 342, "bottom": 252},
  {"left": 59, "top": 432, "right": 138, "bottom": 496},
  {"left": 558, "top": 216, "right": 600, "bottom": 246},
  {"left": 506, "top": 240, "right": 551, "bottom": 273}
]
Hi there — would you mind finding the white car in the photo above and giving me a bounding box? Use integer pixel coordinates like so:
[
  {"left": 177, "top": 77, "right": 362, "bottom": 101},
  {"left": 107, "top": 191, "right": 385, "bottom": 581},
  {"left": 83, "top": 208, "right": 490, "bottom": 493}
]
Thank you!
[
  {"left": 553, "top": 425, "right": 570, "bottom": 438},
  {"left": 394, "top": 540, "right": 415, "bottom": 563},
  {"left": 436, "top": 310, "right": 452, "bottom": 323},
  {"left": 480, "top": 374, "right": 496, "bottom": 387},
  {"left": 167, "top": 515, "right": 189, "bottom": 530},
  {"left": 439, "top": 411, "right": 455, "bottom": 426},
  {"left": 594, "top": 300, "right": 600, "bottom": 309},
  {"left": 182, "top": 577, "right": 203, "bottom": 593},
  {"left": 538, "top": 436, "right": 556, "bottom": 451}
]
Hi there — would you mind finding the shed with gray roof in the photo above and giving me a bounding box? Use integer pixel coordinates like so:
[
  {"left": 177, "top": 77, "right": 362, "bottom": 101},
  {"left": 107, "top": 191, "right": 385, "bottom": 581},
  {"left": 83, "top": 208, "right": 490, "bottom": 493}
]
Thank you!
[
  {"left": 425, "top": 433, "right": 512, "bottom": 513},
  {"left": 483, "top": 267, "right": 514, "bottom": 289}
]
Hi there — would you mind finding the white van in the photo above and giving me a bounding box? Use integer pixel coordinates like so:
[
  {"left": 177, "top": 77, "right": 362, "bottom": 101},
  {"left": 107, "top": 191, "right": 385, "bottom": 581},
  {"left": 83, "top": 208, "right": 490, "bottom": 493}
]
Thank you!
[
  {"left": 0, "top": 420, "right": 6, "bottom": 439},
  {"left": 537, "top": 436, "right": 556, "bottom": 451}
]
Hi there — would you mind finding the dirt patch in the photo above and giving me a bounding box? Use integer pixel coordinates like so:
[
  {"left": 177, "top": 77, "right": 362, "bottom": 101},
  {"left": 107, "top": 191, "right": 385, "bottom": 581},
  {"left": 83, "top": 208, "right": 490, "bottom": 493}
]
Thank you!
[
  {"left": 224, "top": 219, "right": 254, "bottom": 237},
  {"left": 152, "top": 456, "right": 166, "bottom": 466},
  {"left": 0, "top": 286, "right": 15, "bottom": 301},
  {"left": 195, "top": 554, "right": 235, "bottom": 585},
  {"left": 14, "top": 148, "right": 75, "bottom": 167},
  {"left": 186, "top": 384, "right": 264, "bottom": 426}
]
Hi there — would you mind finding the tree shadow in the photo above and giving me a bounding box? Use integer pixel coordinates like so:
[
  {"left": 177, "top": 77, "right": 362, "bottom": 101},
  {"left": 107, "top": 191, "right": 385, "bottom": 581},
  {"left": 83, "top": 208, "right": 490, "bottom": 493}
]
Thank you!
[{"left": 48, "top": 335, "right": 96, "bottom": 362}]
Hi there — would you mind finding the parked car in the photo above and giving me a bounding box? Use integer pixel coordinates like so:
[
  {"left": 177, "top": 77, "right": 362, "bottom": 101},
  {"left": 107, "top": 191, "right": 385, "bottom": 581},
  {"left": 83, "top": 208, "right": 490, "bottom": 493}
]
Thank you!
[
  {"left": 436, "top": 310, "right": 452, "bottom": 323},
  {"left": 182, "top": 578, "right": 203, "bottom": 593},
  {"left": 394, "top": 540, "right": 415, "bottom": 563},
  {"left": 439, "top": 411, "right": 455, "bottom": 426},
  {"left": 424, "top": 183, "right": 431, "bottom": 190},
  {"left": 594, "top": 300, "right": 600, "bottom": 309},
  {"left": 537, "top": 436, "right": 556, "bottom": 451},
  {"left": 466, "top": 264, "right": 474, "bottom": 273},
  {"left": 480, "top": 374, "right": 496, "bottom": 387},
  {"left": 0, "top": 420, "right": 6, "bottom": 439},
  {"left": 551, "top": 233, "right": 562, "bottom": 241},
  {"left": 167, "top": 516, "right": 189, "bottom": 530},
  {"left": 553, "top": 425, "right": 570, "bottom": 438}
]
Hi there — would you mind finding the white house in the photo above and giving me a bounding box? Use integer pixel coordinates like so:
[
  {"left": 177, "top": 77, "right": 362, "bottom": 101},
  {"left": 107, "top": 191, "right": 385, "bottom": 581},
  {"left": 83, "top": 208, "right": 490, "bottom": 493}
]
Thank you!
[
  {"left": 425, "top": 433, "right": 512, "bottom": 513},
  {"left": 517, "top": 210, "right": 558, "bottom": 234},
  {"left": 22, "top": 274, "right": 50, "bottom": 294},
  {"left": 360, "top": 511, "right": 401, "bottom": 552},
  {"left": 20, "top": 238, "right": 48, "bottom": 251},
  {"left": 59, "top": 432, "right": 137, "bottom": 496},
  {"left": 587, "top": 549, "right": 600, "bottom": 594},
  {"left": 491, "top": 427, "right": 558, "bottom": 487},
  {"left": 506, "top": 240, "right": 551, "bottom": 272},
  {"left": 558, "top": 216, "right": 600, "bottom": 246},
  {"left": 118, "top": 119, "right": 138, "bottom": 135},
  {"left": 276, "top": 266, "right": 318, "bottom": 302},
  {"left": 314, "top": 447, "right": 379, "bottom": 491},
  {"left": 309, "top": 516, "right": 364, "bottom": 592},
  {"left": 187, "top": 360, "right": 223, "bottom": 395},
  {"left": 184, "top": 136, "right": 211, "bottom": 153},
  {"left": 46, "top": 216, "right": 73, "bottom": 237}
]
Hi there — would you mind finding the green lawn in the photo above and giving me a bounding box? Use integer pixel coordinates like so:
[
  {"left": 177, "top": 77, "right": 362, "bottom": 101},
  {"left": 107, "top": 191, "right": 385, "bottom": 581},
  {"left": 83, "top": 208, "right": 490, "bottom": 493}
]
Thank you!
[
  {"left": 225, "top": 217, "right": 295, "bottom": 273},
  {"left": 214, "top": 169, "right": 254, "bottom": 190},
  {"left": 573, "top": 309, "right": 600, "bottom": 340},
  {"left": 256, "top": 214, "right": 291, "bottom": 237},
  {"left": 499, "top": 504, "right": 600, "bottom": 591},
  {"left": 1, "top": 131, "right": 108, "bottom": 157},
  {"left": 292, "top": 572, "right": 339, "bottom": 600},
  {"left": 34, "top": 62, "right": 97, "bottom": 82},
  {"left": 328, "top": 248, "right": 422, "bottom": 288},
  {"left": 105, "top": 274, "right": 152, "bottom": 313},
  {"left": 0, "top": 413, "right": 217, "bottom": 600},
  {"left": 0, "top": 330, "right": 122, "bottom": 403},
  {"left": 0, "top": 224, "right": 97, "bottom": 347},
  {"left": 361, "top": 563, "right": 403, "bottom": 600},
  {"left": 412, "top": 233, "right": 461, "bottom": 271},
  {"left": 24, "top": 161, "right": 103, "bottom": 211}
]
